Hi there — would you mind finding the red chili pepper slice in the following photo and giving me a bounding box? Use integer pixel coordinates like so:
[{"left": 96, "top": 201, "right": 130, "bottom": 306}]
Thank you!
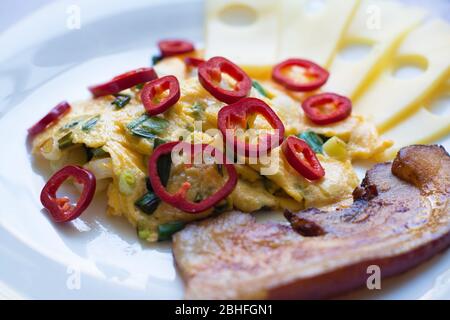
[
  {"left": 88, "top": 67, "right": 158, "bottom": 97},
  {"left": 148, "top": 142, "right": 238, "bottom": 213},
  {"left": 158, "top": 39, "right": 195, "bottom": 57},
  {"left": 272, "top": 58, "right": 329, "bottom": 92},
  {"left": 40, "top": 165, "right": 96, "bottom": 223},
  {"left": 282, "top": 136, "right": 325, "bottom": 181},
  {"left": 28, "top": 101, "right": 71, "bottom": 138},
  {"left": 302, "top": 93, "right": 352, "bottom": 125},
  {"left": 141, "top": 75, "right": 180, "bottom": 116},
  {"left": 217, "top": 97, "right": 285, "bottom": 157},
  {"left": 184, "top": 57, "right": 205, "bottom": 68},
  {"left": 198, "top": 56, "right": 252, "bottom": 104}
]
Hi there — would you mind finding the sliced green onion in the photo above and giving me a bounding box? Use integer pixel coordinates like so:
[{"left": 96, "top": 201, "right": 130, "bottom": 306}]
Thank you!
[
  {"left": 194, "top": 193, "right": 203, "bottom": 203},
  {"left": 111, "top": 94, "right": 131, "bottom": 109},
  {"left": 59, "top": 120, "right": 80, "bottom": 132},
  {"left": 82, "top": 115, "right": 100, "bottom": 132},
  {"left": 252, "top": 80, "right": 270, "bottom": 98},
  {"left": 118, "top": 169, "right": 136, "bottom": 195},
  {"left": 58, "top": 132, "right": 74, "bottom": 150},
  {"left": 138, "top": 228, "right": 152, "bottom": 240},
  {"left": 86, "top": 147, "right": 108, "bottom": 161},
  {"left": 135, "top": 192, "right": 160, "bottom": 215},
  {"left": 298, "top": 131, "right": 324, "bottom": 154},
  {"left": 157, "top": 152, "right": 171, "bottom": 188},
  {"left": 153, "top": 137, "right": 167, "bottom": 149},
  {"left": 127, "top": 115, "right": 169, "bottom": 139},
  {"left": 158, "top": 221, "right": 185, "bottom": 241},
  {"left": 190, "top": 102, "right": 204, "bottom": 120}
]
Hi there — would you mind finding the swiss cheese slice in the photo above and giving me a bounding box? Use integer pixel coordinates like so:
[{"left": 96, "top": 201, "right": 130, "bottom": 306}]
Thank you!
[
  {"left": 205, "top": 0, "right": 280, "bottom": 69},
  {"left": 380, "top": 78, "right": 450, "bottom": 159},
  {"left": 324, "top": 0, "right": 425, "bottom": 99},
  {"left": 353, "top": 19, "right": 450, "bottom": 133},
  {"left": 278, "top": 0, "right": 360, "bottom": 67}
]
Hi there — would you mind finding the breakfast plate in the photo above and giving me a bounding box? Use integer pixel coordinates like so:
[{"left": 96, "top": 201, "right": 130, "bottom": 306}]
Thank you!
[{"left": 0, "top": 0, "right": 449, "bottom": 299}]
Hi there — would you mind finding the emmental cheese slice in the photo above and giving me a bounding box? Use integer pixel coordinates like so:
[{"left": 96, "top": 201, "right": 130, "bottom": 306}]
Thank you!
[
  {"left": 205, "top": 0, "right": 280, "bottom": 76},
  {"left": 353, "top": 19, "right": 450, "bottom": 133},
  {"left": 324, "top": 0, "right": 425, "bottom": 99},
  {"left": 379, "top": 78, "right": 450, "bottom": 159},
  {"left": 278, "top": 0, "right": 360, "bottom": 67}
]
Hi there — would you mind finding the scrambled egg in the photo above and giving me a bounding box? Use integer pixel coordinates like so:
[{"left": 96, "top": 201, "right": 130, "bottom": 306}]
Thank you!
[{"left": 32, "top": 56, "right": 391, "bottom": 242}]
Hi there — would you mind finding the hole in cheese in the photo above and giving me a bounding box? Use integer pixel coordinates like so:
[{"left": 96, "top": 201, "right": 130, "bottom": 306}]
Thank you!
[
  {"left": 392, "top": 55, "right": 428, "bottom": 79},
  {"left": 338, "top": 42, "right": 373, "bottom": 61},
  {"left": 219, "top": 4, "right": 258, "bottom": 27}
]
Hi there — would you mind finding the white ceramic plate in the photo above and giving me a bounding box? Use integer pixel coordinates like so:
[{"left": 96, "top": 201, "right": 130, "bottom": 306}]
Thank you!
[{"left": 0, "top": 0, "right": 449, "bottom": 299}]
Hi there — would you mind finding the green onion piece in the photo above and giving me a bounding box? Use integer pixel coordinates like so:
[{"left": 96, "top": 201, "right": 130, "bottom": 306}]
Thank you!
[
  {"left": 194, "top": 193, "right": 203, "bottom": 203},
  {"left": 298, "top": 131, "right": 324, "bottom": 154},
  {"left": 252, "top": 80, "right": 270, "bottom": 98},
  {"left": 138, "top": 228, "right": 152, "bottom": 240},
  {"left": 86, "top": 147, "right": 108, "bottom": 161},
  {"left": 190, "top": 102, "right": 204, "bottom": 120},
  {"left": 157, "top": 152, "right": 171, "bottom": 188},
  {"left": 111, "top": 94, "right": 131, "bottom": 109},
  {"left": 118, "top": 170, "right": 136, "bottom": 195},
  {"left": 127, "top": 115, "right": 169, "bottom": 139},
  {"left": 157, "top": 221, "right": 185, "bottom": 241},
  {"left": 58, "top": 132, "right": 74, "bottom": 150},
  {"left": 153, "top": 137, "right": 167, "bottom": 149},
  {"left": 151, "top": 54, "right": 163, "bottom": 66},
  {"left": 59, "top": 120, "right": 80, "bottom": 132},
  {"left": 135, "top": 192, "right": 160, "bottom": 215},
  {"left": 82, "top": 116, "right": 100, "bottom": 132}
]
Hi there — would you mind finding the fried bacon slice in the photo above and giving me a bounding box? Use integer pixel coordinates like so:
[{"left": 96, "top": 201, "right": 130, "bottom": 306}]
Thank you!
[{"left": 173, "top": 145, "right": 450, "bottom": 299}]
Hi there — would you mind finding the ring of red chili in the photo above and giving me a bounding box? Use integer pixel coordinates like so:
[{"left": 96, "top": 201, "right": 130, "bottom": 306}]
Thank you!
[
  {"left": 158, "top": 39, "right": 195, "bottom": 57},
  {"left": 28, "top": 101, "right": 71, "bottom": 137},
  {"left": 184, "top": 57, "right": 205, "bottom": 68},
  {"left": 198, "top": 56, "right": 252, "bottom": 104},
  {"left": 272, "top": 58, "right": 329, "bottom": 92},
  {"left": 88, "top": 67, "right": 158, "bottom": 97},
  {"left": 40, "top": 165, "right": 96, "bottom": 223},
  {"left": 141, "top": 75, "right": 180, "bottom": 116},
  {"left": 282, "top": 136, "right": 325, "bottom": 181},
  {"left": 148, "top": 141, "right": 238, "bottom": 213},
  {"left": 302, "top": 93, "right": 352, "bottom": 125},
  {"left": 217, "top": 97, "right": 285, "bottom": 157}
]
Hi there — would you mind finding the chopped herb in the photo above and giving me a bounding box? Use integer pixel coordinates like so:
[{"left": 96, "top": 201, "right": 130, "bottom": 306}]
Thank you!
[
  {"left": 153, "top": 137, "right": 167, "bottom": 149},
  {"left": 81, "top": 115, "right": 100, "bottom": 132},
  {"left": 151, "top": 54, "right": 163, "bottom": 66},
  {"left": 298, "top": 131, "right": 324, "bottom": 154},
  {"left": 127, "top": 115, "right": 169, "bottom": 139},
  {"left": 59, "top": 120, "right": 80, "bottom": 132},
  {"left": 190, "top": 102, "right": 204, "bottom": 120},
  {"left": 58, "top": 132, "right": 74, "bottom": 150},
  {"left": 157, "top": 221, "right": 185, "bottom": 241},
  {"left": 137, "top": 228, "right": 152, "bottom": 240},
  {"left": 252, "top": 80, "right": 271, "bottom": 98},
  {"left": 86, "top": 147, "right": 108, "bottom": 161},
  {"left": 157, "top": 152, "right": 171, "bottom": 188},
  {"left": 194, "top": 193, "right": 203, "bottom": 203},
  {"left": 135, "top": 192, "right": 160, "bottom": 215},
  {"left": 111, "top": 94, "right": 131, "bottom": 109},
  {"left": 118, "top": 170, "right": 136, "bottom": 195},
  {"left": 135, "top": 83, "right": 145, "bottom": 90}
]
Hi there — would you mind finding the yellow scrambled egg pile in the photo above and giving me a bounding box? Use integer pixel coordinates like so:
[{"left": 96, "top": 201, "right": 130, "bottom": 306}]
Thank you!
[{"left": 32, "top": 56, "right": 392, "bottom": 242}]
